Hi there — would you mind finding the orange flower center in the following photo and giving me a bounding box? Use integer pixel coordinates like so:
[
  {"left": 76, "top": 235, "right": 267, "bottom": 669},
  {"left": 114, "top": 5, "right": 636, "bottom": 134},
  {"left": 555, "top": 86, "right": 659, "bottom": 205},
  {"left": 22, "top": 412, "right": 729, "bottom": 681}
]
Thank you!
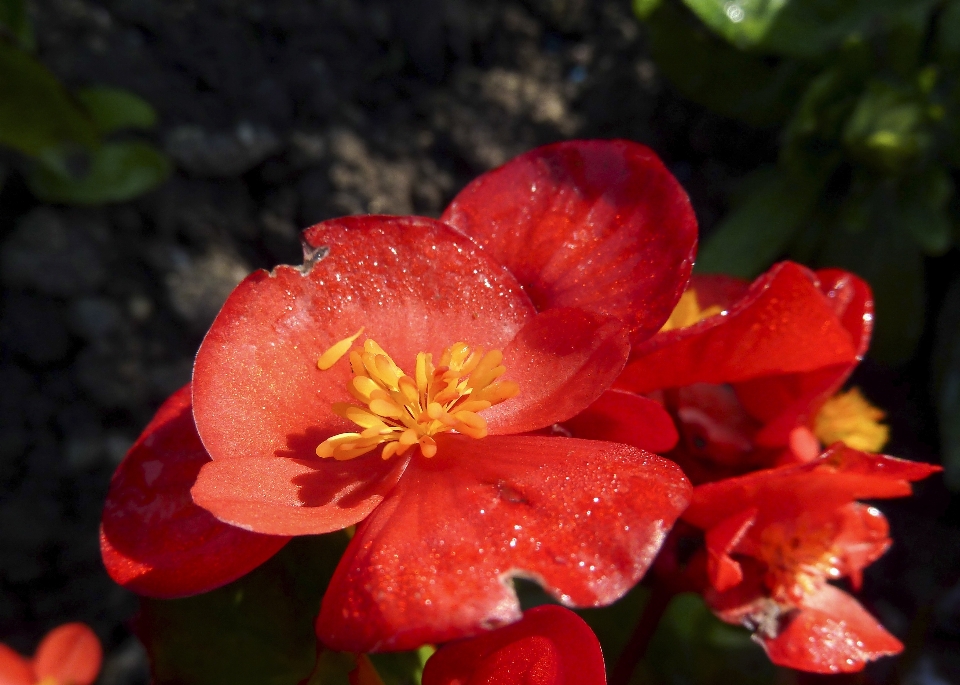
[
  {"left": 315, "top": 329, "right": 519, "bottom": 460},
  {"left": 813, "top": 387, "right": 889, "bottom": 453},
  {"left": 757, "top": 517, "right": 841, "bottom": 604},
  {"left": 659, "top": 288, "right": 724, "bottom": 332}
]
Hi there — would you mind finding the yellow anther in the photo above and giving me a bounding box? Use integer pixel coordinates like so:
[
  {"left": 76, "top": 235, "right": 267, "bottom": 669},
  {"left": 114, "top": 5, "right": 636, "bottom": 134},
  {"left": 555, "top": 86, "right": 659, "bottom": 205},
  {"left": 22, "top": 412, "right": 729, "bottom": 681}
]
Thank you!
[
  {"left": 814, "top": 388, "right": 889, "bottom": 453},
  {"left": 660, "top": 289, "right": 723, "bottom": 333},
  {"left": 315, "top": 336, "right": 518, "bottom": 460},
  {"left": 318, "top": 327, "right": 365, "bottom": 370}
]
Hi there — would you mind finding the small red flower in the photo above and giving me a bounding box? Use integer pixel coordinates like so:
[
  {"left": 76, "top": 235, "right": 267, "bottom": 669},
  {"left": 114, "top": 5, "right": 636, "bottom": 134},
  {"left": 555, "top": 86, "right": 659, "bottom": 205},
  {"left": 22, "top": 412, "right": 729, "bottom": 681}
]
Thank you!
[
  {"left": 421, "top": 605, "right": 605, "bottom": 685},
  {"left": 611, "top": 262, "right": 879, "bottom": 483},
  {"left": 0, "top": 623, "right": 102, "bottom": 685},
  {"left": 101, "top": 140, "right": 697, "bottom": 652},
  {"left": 682, "top": 444, "right": 939, "bottom": 673}
]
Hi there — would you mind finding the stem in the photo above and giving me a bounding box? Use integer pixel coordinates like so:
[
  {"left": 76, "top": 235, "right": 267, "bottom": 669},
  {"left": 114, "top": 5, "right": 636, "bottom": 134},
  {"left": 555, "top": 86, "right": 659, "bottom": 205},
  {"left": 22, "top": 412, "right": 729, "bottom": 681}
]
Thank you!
[{"left": 609, "top": 583, "right": 676, "bottom": 685}]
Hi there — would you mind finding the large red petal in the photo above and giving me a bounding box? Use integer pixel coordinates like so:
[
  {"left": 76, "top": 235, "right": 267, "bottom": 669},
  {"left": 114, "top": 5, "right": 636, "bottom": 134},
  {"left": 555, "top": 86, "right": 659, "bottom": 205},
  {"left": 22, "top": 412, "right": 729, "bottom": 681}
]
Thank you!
[
  {"left": 562, "top": 389, "right": 679, "bottom": 454},
  {"left": 191, "top": 453, "right": 409, "bottom": 536},
  {"left": 32, "top": 624, "right": 102, "bottom": 685},
  {"left": 421, "top": 605, "right": 606, "bottom": 685},
  {"left": 619, "top": 263, "right": 858, "bottom": 395},
  {"left": 193, "top": 216, "right": 536, "bottom": 463},
  {"left": 317, "top": 434, "right": 690, "bottom": 652},
  {"left": 440, "top": 140, "right": 697, "bottom": 343},
  {"left": 485, "top": 308, "right": 630, "bottom": 435},
  {"left": 761, "top": 585, "right": 902, "bottom": 673},
  {"left": 0, "top": 645, "right": 32, "bottom": 685},
  {"left": 100, "top": 386, "right": 290, "bottom": 598}
]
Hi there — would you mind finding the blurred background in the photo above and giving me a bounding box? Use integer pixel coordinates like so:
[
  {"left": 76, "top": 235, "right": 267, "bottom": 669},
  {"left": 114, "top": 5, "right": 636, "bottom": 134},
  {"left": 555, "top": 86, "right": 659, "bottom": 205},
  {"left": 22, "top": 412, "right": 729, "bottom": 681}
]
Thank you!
[{"left": 0, "top": 0, "right": 958, "bottom": 683}]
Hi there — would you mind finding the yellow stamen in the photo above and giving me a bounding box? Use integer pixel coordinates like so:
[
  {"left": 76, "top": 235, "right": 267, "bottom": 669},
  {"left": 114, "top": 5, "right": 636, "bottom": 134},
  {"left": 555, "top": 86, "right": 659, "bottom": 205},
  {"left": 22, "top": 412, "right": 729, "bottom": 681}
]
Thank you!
[
  {"left": 758, "top": 516, "right": 841, "bottom": 605},
  {"left": 814, "top": 388, "right": 889, "bottom": 453},
  {"left": 316, "top": 336, "right": 519, "bottom": 460},
  {"left": 660, "top": 289, "right": 724, "bottom": 333},
  {"left": 318, "top": 327, "right": 365, "bottom": 370}
]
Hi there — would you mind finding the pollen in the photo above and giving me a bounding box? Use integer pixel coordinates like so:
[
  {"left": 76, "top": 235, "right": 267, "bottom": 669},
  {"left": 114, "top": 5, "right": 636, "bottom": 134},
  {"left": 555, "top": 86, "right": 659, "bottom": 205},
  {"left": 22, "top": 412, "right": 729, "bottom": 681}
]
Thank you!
[
  {"left": 758, "top": 517, "right": 841, "bottom": 605},
  {"left": 660, "top": 289, "right": 724, "bottom": 332},
  {"left": 814, "top": 388, "right": 889, "bottom": 453},
  {"left": 315, "top": 335, "right": 519, "bottom": 460}
]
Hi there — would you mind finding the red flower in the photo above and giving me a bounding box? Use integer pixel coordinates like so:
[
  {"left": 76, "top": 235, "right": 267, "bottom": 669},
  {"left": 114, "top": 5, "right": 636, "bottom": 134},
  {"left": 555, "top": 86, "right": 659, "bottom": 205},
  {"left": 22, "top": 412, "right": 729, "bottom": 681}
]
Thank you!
[
  {"left": 0, "top": 623, "right": 102, "bottom": 685},
  {"left": 682, "top": 444, "right": 939, "bottom": 673},
  {"left": 421, "top": 605, "right": 605, "bottom": 685},
  {"left": 611, "top": 262, "right": 880, "bottom": 484},
  {"left": 101, "top": 140, "right": 697, "bottom": 652}
]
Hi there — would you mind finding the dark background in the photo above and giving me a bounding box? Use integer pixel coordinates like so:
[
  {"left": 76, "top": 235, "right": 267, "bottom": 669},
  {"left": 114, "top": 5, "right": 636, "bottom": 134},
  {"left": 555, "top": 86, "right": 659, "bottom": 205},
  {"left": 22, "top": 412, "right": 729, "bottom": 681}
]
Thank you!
[{"left": 0, "top": 1, "right": 956, "bottom": 683}]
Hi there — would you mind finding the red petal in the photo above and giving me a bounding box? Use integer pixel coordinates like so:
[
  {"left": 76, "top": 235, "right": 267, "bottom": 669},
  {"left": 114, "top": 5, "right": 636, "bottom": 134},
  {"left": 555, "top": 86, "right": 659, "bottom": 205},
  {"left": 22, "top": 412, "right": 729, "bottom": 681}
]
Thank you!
[
  {"left": 832, "top": 503, "right": 891, "bottom": 590},
  {"left": 421, "top": 605, "right": 606, "bottom": 685},
  {"left": 316, "top": 434, "right": 691, "bottom": 652},
  {"left": 193, "top": 215, "right": 535, "bottom": 463},
  {"left": 705, "top": 508, "right": 757, "bottom": 592},
  {"left": 761, "top": 585, "right": 902, "bottom": 673},
  {"left": 0, "top": 645, "right": 33, "bottom": 685},
  {"left": 441, "top": 140, "right": 697, "bottom": 343},
  {"left": 683, "top": 445, "right": 939, "bottom": 535},
  {"left": 815, "top": 268, "right": 874, "bottom": 359},
  {"left": 619, "top": 262, "right": 858, "bottom": 395},
  {"left": 100, "top": 386, "right": 290, "bottom": 598},
  {"left": 191, "top": 453, "right": 409, "bottom": 536},
  {"left": 562, "top": 389, "right": 679, "bottom": 454},
  {"left": 32, "top": 624, "right": 102, "bottom": 685},
  {"left": 486, "top": 308, "right": 630, "bottom": 434}
]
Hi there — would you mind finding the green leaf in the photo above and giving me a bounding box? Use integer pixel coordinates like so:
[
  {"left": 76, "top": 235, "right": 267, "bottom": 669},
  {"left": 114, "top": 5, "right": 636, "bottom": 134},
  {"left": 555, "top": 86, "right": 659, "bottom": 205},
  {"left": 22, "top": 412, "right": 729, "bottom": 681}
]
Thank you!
[
  {"left": 897, "top": 166, "right": 954, "bottom": 255},
  {"left": 819, "top": 214, "right": 925, "bottom": 364},
  {"left": 842, "top": 80, "right": 931, "bottom": 174},
  {"left": 576, "top": 584, "right": 649, "bottom": 666},
  {"left": 26, "top": 140, "right": 170, "bottom": 204},
  {"left": 933, "top": 277, "right": 960, "bottom": 490},
  {"left": 638, "top": 593, "right": 778, "bottom": 685},
  {"left": 137, "top": 533, "right": 350, "bottom": 685},
  {"left": 0, "top": 40, "right": 99, "bottom": 157},
  {"left": 0, "top": 0, "right": 33, "bottom": 50},
  {"left": 633, "top": 0, "right": 663, "bottom": 20},
  {"left": 643, "top": 1, "right": 811, "bottom": 126},
  {"left": 696, "top": 165, "right": 824, "bottom": 278},
  {"left": 75, "top": 85, "right": 158, "bottom": 134},
  {"left": 937, "top": 0, "right": 960, "bottom": 61},
  {"left": 369, "top": 649, "right": 433, "bottom": 685}
]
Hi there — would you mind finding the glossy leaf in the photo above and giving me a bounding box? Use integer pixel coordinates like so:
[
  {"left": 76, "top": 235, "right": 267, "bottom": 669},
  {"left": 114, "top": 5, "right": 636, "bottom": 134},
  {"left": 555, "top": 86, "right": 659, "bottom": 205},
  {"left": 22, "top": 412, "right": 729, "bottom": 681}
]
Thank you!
[
  {"left": 137, "top": 534, "right": 349, "bottom": 685},
  {"left": 696, "top": 167, "right": 822, "bottom": 278},
  {"left": 27, "top": 140, "right": 170, "bottom": 204},
  {"left": 933, "top": 276, "right": 960, "bottom": 490},
  {"left": 75, "top": 85, "right": 158, "bottom": 133},
  {"left": 0, "top": 40, "right": 98, "bottom": 156}
]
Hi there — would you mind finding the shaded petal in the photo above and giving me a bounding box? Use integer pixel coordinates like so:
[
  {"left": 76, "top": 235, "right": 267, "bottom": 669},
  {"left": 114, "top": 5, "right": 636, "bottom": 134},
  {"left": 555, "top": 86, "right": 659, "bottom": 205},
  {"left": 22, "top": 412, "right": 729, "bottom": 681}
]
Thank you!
[
  {"left": 486, "top": 308, "right": 630, "bottom": 434},
  {"left": 761, "top": 585, "right": 902, "bottom": 673},
  {"left": 683, "top": 444, "right": 939, "bottom": 535},
  {"left": 317, "top": 434, "right": 690, "bottom": 652},
  {"left": 193, "top": 215, "right": 535, "bottom": 463},
  {"left": 32, "top": 624, "right": 102, "bottom": 685},
  {"left": 562, "top": 389, "right": 679, "bottom": 454},
  {"left": 705, "top": 508, "right": 756, "bottom": 592},
  {"left": 619, "top": 263, "right": 858, "bottom": 395},
  {"left": 421, "top": 605, "right": 606, "bottom": 685},
  {"left": 0, "top": 645, "right": 33, "bottom": 685},
  {"left": 100, "top": 386, "right": 290, "bottom": 598},
  {"left": 192, "top": 453, "right": 410, "bottom": 536},
  {"left": 441, "top": 140, "right": 697, "bottom": 342}
]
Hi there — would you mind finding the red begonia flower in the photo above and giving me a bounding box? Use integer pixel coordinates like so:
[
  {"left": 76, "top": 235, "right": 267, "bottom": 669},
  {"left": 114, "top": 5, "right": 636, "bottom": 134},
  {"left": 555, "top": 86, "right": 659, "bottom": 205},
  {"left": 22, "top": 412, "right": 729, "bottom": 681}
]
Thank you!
[
  {"left": 614, "top": 262, "right": 878, "bottom": 483},
  {"left": 100, "top": 385, "right": 289, "bottom": 598},
  {"left": 440, "top": 139, "right": 697, "bottom": 345},
  {"left": 189, "top": 213, "right": 690, "bottom": 651},
  {"left": 0, "top": 623, "right": 102, "bottom": 685},
  {"left": 421, "top": 604, "right": 605, "bottom": 685},
  {"left": 682, "top": 444, "right": 939, "bottom": 673}
]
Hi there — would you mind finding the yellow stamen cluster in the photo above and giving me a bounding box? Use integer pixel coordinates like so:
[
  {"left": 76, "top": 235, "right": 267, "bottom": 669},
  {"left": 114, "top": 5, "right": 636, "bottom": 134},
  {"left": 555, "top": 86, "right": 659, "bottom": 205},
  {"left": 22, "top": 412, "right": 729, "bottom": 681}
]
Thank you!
[
  {"left": 315, "top": 332, "right": 519, "bottom": 461},
  {"left": 758, "top": 518, "right": 841, "bottom": 604},
  {"left": 814, "top": 388, "right": 889, "bottom": 453},
  {"left": 660, "top": 289, "right": 724, "bottom": 332}
]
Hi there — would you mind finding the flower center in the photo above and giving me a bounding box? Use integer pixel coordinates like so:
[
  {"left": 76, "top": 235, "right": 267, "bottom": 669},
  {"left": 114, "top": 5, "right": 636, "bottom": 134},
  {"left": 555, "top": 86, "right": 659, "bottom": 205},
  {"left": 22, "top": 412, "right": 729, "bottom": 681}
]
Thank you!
[
  {"left": 315, "top": 329, "right": 519, "bottom": 460},
  {"left": 757, "top": 518, "right": 840, "bottom": 604},
  {"left": 659, "top": 288, "right": 724, "bottom": 332},
  {"left": 814, "top": 387, "right": 888, "bottom": 453}
]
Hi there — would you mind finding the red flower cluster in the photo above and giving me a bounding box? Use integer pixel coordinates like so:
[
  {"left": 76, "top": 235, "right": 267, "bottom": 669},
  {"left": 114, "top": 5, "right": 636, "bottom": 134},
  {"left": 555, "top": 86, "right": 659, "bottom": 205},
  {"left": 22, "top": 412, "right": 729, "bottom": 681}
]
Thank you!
[
  {"left": 0, "top": 623, "right": 102, "bottom": 685},
  {"left": 590, "top": 263, "right": 940, "bottom": 672},
  {"left": 101, "top": 140, "right": 697, "bottom": 651}
]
